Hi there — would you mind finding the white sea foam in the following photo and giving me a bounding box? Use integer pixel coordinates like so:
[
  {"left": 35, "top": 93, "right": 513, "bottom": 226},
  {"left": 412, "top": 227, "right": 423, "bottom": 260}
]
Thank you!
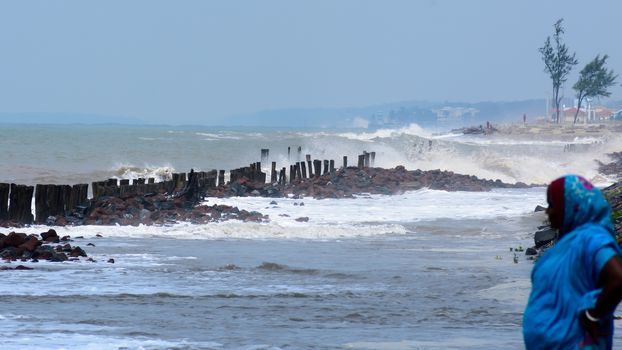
[
  {"left": 196, "top": 132, "right": 242, "bottom": 140},
  {"left": 336, "top": 123, "right": 431, "bottom": 141},
  {"left": 1, "top": 333, "right": 222, "bottom": 350},
  {"left": 111, "top": 164, "right": 175, "bottom": 181},
  {"left": 10, "top": 188, "right": 545, "bottom": 241},
  {"left": 207, "top": 188, "right": 544, "bottom": 224},
  {"left": 283, "top": 126, "right": 617, "bottom": 185}
]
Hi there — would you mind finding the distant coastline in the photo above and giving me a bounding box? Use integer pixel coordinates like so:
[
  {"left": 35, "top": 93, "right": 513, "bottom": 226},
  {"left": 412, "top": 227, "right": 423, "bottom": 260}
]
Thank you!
[{"left": 2, "top": 98, "right": 619, "bottom": 129}]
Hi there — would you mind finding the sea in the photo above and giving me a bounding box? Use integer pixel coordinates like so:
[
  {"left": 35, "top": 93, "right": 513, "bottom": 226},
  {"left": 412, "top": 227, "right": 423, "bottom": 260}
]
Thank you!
[{"left": 0, "top": 123, "right": 621, "bottom": 350}]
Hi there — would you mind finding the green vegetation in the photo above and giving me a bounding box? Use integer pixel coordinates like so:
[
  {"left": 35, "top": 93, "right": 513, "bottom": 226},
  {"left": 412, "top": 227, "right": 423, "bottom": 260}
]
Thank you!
[{"left": 573, "top": 55, "right": 618, "bottom": 124}]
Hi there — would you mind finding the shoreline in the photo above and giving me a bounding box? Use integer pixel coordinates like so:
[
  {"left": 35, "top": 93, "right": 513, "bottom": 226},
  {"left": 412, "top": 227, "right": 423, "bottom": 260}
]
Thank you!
[{"left": 0, "top": 166, "right": 535, "bottom": 229}]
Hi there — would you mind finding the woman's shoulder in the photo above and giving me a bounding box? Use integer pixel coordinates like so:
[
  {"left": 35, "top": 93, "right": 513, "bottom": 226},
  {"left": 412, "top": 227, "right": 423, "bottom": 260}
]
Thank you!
[{"left": 571, "top": 224, "right": 620, "bottom": 252}]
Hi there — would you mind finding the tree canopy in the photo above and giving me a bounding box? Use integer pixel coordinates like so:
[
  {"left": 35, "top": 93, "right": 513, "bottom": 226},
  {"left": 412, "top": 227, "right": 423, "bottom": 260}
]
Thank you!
[{"left": 572, "top": 55, "right": 618, "bottom": 123}]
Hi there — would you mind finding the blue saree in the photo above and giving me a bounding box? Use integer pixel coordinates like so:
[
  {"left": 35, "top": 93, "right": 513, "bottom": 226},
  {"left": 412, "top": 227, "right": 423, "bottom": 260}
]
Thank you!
[{"left": 523, "top": 175, "right": 621, "bottom": 349}]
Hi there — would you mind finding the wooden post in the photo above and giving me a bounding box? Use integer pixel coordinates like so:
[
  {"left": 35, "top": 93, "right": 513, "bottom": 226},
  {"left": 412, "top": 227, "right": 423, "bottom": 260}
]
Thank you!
[
  {"left": 35, "top": 184, "right": 49, "bottom": 224},
  {"left": 297, "top": 146, "right": 302, "bottom": 161},
  {"left": 313, "top": 160, "right": 322, "bottom": 177},
  {"left": 178, "top": 173, "right": 186, "bottom": 190},
  {"left": 370, "top": 151, "right": 376, "bottom": 167},
  {"left": 358, "top": 154, "right": 365, "bottom": 169},
  {"left": 289, "top": 165, "right": 295, "bottom": 183},
  {"left": 279, "top": 167, "right": 286, "bottom": 185},
  {"left": 120, "top": 179, "right": 130, "bottom": 185},
  {"left": 249, "top": 163, "right": 256, "bottom": 181},
  {"left": 300, "top": 161, "right": 307, "bottom": 179},
  {"left": 47, "top": 185, "right": 64, "bottom": 217},
  {"left": 271, "top": 162, "right": 277, "bottom": 183},
  {"left": 69, "top": 184, "right": 88, "bottom": 210},
  {"left": 229, "top": 169, "right": 236, "bottom": 183},
  {"left": 9, "top": 184, "right": 34, "bottom": 224},
  {"left": 364, "top": 151, "right": 370, "bottom": 168},
  {"left": 0, "top": 183, "right": 9, "bottom": 220},
  {"left": 91, "top": 181, "right": 100, "bottom": 199},
  {"left": 329, "top": 159, "right": 335, "bottom": 173},
  {"left": 288, "top": 146, "right": 291, "bottom": 162},
  {"left": 218, "top": 170, "right": 225, "bottom": 186},
  {"left": 295, "top": 163, "right": 302, "bottom": 181},
  {"left": 61, "top": 185, "right": 71, "bottom": 214},
  {"left": 306, "top": 154, "right": 313, "bottom": 177},
  {"left": 323, "top": 160, "right": 329, "bottom": 175},
  {"left": 343, "top": 156, "right": 348, "bottom": 169},
  {"left": 261, "top": 148, "right": 269, "bottom": 163},
  {"left": 205, "top": 170, "right": 217, "bottom": 189}
]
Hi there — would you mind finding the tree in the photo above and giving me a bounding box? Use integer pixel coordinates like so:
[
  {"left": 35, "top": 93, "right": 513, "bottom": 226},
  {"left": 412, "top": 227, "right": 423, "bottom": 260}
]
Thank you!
[
  {"left": 572, "top": 55, "right": 618, "bottom": 123},
  {"left": 539, "top": 19, "right": 578, "bottom": 123}
]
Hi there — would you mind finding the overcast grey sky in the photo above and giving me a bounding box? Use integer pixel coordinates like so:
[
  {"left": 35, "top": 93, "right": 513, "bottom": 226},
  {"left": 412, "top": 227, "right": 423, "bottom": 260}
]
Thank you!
[{"left": 0, "top": 0, "right": 620, "bottom": 124}]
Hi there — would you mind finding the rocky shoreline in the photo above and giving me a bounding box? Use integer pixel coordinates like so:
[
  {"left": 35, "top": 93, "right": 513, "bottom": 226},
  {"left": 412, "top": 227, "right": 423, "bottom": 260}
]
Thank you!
[
  {"left": 0, "top": 166, "right": 534, "bottom": 229},
  {"left": 525, "top": 154, "right": 622, "bottom": 260},
  {"left": 0, "top": 166, "right": 537, "bottom": 267},
  {"left": 0, "top": 229, "right": 94, "bottom": 267}
]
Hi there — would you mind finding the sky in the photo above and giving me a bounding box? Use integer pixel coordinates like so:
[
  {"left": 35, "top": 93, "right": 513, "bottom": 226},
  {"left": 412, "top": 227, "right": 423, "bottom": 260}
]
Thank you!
[{"left": 0, "top": 0, "right": 621, "bottom": 124}]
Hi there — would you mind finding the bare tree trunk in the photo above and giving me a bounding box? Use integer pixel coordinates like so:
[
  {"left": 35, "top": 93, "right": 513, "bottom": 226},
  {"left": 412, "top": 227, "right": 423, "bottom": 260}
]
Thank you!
[
  {"left": 555, "top": 94, "right": 561, "bottom": 124},
  {"left": 573, "top": 94, "right": 584, "bottom": 124},
  {"left": 554, "top": 90, "right": 561, "bottom": 124}
]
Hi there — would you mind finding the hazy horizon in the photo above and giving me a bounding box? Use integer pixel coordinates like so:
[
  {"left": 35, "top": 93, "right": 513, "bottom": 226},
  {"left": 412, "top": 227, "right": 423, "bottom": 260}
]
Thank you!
[{"left": 1, "top": 0, "right": 621, "bottom": 125}]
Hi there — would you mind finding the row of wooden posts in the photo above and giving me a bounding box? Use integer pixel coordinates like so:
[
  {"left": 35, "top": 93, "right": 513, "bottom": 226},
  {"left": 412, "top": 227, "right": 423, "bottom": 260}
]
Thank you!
[
  {"left": 236, "top": 149, "right": 376, "bottom": 185},
  {"left": 0, "top": 149, "right": 376, "bottom": 225}
]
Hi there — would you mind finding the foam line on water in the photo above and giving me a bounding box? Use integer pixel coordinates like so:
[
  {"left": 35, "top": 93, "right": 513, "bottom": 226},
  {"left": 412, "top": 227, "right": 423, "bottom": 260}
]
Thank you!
[{"left": 11, "top": 188, "right": 545, "bottom": 241}]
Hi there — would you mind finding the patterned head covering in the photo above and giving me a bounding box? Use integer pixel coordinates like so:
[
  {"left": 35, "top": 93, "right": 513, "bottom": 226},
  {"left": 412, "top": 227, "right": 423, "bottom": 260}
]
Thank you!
[{"left": 547, "top": 175, "right": 614, "bottom": 236}]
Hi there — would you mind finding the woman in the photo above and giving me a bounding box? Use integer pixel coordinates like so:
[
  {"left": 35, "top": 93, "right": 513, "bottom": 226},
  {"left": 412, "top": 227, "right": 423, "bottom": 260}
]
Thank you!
[{"left": 523, "top": 175, "right": 622, "bottom": 349}]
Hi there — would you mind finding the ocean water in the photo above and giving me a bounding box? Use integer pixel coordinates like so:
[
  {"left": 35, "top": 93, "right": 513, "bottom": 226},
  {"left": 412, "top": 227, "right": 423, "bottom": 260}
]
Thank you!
[{"left": 0, "top": 123, "right": 621, "bottom": 349}]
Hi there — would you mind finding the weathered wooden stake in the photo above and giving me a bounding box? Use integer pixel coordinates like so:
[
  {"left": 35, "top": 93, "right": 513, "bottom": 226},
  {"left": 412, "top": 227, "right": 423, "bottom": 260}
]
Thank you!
[
  {"left": 218, "top": 170, "right": 225, "bottom": 186},
  {"left": 343, "top": 156, "right": 348, "bottom": 169},
  {"left": 279, "top": 167, "right": 287, "bottom": 185},
  {"left": 9, "top": 184, "right": 34, "bottom": 224},
  {"left": 271, "top": 162, "right": 277, "bottom": 183},
  {"left": 0, "top": 183, "right": 9, "bottom": 220},
  {"left": 261, "top": 148, "right": 269, "bottom": 163},
  {"left": 300, "top": 161, "right": 307, "bottom": 178},
  {"left": 295, "top": 163, "right": 302, "bottom": 181},
  {"left": 313, "top": 160, "right": 322, "bottom": 177},
  {"left": 306, "top": 154, "right": 313, "bottom": 177}
]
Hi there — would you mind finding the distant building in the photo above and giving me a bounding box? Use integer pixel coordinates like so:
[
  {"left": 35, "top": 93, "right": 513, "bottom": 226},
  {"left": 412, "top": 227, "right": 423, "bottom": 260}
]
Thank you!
[
  {"left": 560, "top": 106, "right": 615, "bottom": 123},
  {"left": 433, "top": 107, "right": 479, "bottom": 122}
]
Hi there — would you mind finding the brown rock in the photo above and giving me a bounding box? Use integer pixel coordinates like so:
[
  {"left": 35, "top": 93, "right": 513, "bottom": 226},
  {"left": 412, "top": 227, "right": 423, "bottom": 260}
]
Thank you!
[
  {"left": 4, "top": 232, "right": 28, "bottom": 247},
  {"left": 18, "top": 236, "right": 40, "bottom": 252},
  {"left": 69, "top": 247, "right": 87, "bottom": 257},
  {"left": 41, "top": 229, "right": 59, "bottom": 242}
]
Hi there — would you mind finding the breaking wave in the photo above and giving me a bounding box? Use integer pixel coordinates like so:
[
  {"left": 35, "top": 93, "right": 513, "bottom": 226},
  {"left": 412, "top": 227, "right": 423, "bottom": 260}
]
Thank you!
[{"left": 112, "top": 164, "right": 175, "bottom": 182}]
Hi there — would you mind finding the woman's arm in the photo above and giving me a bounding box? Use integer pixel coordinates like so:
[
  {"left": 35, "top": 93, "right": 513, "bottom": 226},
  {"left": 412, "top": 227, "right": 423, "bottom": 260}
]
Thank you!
[
  {"left": 592, "top": 255, "right": 622, "bottom": 318},
  {"left": 582, "top": 255, "right": 622, "bottom": 338}
]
